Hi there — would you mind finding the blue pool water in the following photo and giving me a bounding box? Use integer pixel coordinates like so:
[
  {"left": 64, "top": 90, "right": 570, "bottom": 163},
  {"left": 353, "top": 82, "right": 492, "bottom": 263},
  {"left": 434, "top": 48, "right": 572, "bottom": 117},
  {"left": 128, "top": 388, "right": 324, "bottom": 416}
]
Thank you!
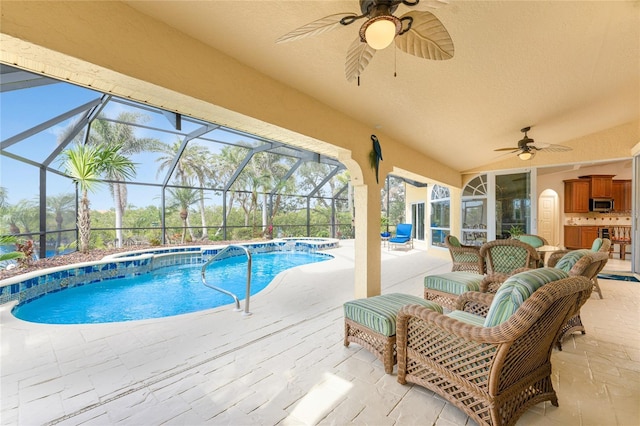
[{"left": 12, "top": 252, "right": 330, "bottom": 324}]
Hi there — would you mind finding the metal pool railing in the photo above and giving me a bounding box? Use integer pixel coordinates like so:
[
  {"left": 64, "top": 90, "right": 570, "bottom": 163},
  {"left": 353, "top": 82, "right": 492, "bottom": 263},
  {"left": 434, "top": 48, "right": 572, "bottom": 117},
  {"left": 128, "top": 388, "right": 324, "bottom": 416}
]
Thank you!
[{"left": 201, "top": 245, "right": 252, "bottom": 316}]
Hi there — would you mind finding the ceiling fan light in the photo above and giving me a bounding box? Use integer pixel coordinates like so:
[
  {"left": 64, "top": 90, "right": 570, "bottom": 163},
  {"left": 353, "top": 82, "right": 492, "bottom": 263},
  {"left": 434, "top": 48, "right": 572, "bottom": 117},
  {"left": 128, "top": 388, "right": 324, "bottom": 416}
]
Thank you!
[
  {"left": 518, "top": 150, "right": 535, "bottom": 161},
  {"left": 361, "top": 15, "right": 400, "bottom": 50}
]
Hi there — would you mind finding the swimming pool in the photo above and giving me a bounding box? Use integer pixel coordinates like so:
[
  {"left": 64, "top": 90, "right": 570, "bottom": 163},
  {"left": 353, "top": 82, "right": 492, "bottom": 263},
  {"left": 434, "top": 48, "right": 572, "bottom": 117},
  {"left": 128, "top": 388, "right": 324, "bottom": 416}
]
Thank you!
[
  {"left": 12, "top": 250, "right": 331, "bottom": 324},
  {"left": 0, "top": 238, "right": 339, "bottom": 324}
]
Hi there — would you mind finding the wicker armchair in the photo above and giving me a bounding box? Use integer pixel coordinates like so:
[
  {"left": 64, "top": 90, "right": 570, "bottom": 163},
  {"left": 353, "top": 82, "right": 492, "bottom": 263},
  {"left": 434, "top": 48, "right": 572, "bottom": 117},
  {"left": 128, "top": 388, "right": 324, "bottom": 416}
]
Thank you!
[
  {"left": 445, "top": 235, "right": 485, "bottom": 274},
  {"left": 479, "top": 239, "right": 540, "bottom": 293},
  {"left": 546, "top": 249, "right": 610, "bottom": 349},
  {"left": 547, "top": 238, "right": 610, "bottom": 299},
  {"left": 397, "top": 273, "right": 593, "bottom": 426},
  {"left": 424, "top": 239, "right": 539, "bottom": 310}
]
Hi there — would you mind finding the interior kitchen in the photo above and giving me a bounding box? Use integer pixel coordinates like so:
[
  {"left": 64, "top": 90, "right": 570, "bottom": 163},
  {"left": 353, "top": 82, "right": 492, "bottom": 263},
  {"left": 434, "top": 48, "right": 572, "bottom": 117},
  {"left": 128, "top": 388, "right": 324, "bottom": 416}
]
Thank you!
[{"left": 538, "top": 160, "right": 633, "bottom": 270}]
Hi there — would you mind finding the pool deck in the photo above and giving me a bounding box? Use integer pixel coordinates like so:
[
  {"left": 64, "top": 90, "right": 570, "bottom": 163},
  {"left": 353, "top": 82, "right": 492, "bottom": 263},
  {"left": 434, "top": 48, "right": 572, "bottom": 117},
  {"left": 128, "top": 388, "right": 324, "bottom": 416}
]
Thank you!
[{"left": 1, "top": 240, "right": 639, "bottom": 425}]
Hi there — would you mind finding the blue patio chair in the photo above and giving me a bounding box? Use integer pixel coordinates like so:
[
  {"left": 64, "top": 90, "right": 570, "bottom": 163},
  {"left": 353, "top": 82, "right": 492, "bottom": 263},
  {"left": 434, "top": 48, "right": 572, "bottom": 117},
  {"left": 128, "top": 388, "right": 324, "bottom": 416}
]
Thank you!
[{"left": 389, "top": 223, "right": 413, "bottom": 250}]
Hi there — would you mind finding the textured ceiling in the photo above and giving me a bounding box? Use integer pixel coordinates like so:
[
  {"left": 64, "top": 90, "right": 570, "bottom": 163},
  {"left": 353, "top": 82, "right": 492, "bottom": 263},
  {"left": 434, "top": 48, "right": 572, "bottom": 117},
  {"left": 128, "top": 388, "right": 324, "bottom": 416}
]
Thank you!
[{"left": 125, "top": 0, "right": 640, "bottom": 172}]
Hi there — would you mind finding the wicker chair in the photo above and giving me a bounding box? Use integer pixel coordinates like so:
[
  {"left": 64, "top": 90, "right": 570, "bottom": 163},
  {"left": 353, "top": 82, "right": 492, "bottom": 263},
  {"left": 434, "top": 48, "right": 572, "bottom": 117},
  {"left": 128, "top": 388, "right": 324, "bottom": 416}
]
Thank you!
[
  {"left": 445, "top": 235, "right": 485, "bottom": 274},
  {"left": 397, "top": 271, "right": 593, "bottom": 426},
  {"left": 424, "top": 239, "right": 540, "bottom": 310},
  {"left": 547, "top": 238, "right": 611, "bottom": 299},
  {"left": 479, "top": 239, "right": 541, "bottom": 293},
  {"left": 546, "top": 249, "right": 610, "bottom": 349}
]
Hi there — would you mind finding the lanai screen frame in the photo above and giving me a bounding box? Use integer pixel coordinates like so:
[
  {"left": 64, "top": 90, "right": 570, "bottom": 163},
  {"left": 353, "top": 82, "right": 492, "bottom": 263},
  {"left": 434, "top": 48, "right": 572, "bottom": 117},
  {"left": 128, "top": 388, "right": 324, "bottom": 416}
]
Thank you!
[{"left": 0, "top": 65, "right": 352, "bottom": 258}]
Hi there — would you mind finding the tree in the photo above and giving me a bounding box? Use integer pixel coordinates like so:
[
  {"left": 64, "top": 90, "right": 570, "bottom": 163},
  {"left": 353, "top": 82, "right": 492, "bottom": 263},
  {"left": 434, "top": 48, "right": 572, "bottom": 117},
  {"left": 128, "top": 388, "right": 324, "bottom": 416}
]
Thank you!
[
  {"left": 89, "top": 112, "right": 162, "bottom": 247},
  {"left": 60, "top": 142, "right": 136, "bottom": 253},
  {"left": 46, "top": 193, "right": 75, "bottom": 253},
  {"left": 156, "top": 139, "right": 212, "bottom": 239},
  {"left": 166, "top": 184, "right": 201, "bottom": 243}
]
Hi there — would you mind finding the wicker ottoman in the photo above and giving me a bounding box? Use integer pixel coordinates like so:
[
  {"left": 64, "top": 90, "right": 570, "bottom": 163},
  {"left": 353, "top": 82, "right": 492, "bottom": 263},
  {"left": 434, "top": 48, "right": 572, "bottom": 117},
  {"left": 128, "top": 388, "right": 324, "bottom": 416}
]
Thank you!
[
  {"left": 424, "top": 271, "right": 484, "bottom": 310},
  {"left": 344, "top": 293, "right": 442, "bottom": 373}
]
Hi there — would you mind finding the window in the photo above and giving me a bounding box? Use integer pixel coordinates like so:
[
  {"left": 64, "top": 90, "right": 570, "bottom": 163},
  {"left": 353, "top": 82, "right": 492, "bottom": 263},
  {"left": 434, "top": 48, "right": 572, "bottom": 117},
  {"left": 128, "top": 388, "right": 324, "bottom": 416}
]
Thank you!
[
  {"left": 430, "top": 185, "right": 450, "bottom": 247},
  {"left": 462, "top": 175, "right": 487, "bottom": 245}
]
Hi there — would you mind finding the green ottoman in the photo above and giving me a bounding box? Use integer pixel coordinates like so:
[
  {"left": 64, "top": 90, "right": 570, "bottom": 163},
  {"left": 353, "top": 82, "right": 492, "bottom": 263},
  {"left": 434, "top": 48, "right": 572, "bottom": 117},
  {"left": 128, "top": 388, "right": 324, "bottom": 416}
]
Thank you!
[
  {"left": 424, "top": 271, "right": 484, "bottom": 310},
  {"left": 344, "top": 293, "right": 442, "bottom": 373}
]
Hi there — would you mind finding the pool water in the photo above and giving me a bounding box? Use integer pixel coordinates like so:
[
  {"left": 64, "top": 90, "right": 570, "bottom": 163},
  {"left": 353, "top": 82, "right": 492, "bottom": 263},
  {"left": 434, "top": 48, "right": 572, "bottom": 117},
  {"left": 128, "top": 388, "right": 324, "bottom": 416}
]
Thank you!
[{"left": 12, "top": 252, "right": 330, "bottom": 324}]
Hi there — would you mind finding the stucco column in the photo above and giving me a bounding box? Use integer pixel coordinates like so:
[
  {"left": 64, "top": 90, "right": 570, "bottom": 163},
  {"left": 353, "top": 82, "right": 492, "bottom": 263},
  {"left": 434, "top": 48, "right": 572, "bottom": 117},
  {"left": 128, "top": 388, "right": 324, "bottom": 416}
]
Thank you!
[{"left": 352, "top": 181, "right": 382, "bottom": 298}]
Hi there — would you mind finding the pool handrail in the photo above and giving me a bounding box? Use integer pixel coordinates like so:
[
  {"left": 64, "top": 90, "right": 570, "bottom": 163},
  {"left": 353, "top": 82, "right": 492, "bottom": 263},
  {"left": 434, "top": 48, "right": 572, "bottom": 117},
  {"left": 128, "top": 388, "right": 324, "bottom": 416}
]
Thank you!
[{"left": 201, "top": 244, "right": 252, "bottom": 316}]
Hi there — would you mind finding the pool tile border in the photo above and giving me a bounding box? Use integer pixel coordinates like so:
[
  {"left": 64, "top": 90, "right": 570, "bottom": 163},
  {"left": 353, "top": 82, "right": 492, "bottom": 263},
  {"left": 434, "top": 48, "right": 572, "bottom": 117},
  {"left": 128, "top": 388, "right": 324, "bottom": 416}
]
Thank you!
[{"left": 0, "top": 239, "right": 338, "bottom": 306}]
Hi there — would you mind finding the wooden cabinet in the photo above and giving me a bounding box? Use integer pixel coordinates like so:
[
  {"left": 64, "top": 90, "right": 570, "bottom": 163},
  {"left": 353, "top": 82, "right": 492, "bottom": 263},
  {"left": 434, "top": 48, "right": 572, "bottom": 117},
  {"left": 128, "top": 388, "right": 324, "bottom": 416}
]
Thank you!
[
  {"left": 564, "top": 226, "right": 602, "bottom": 249},
  {"left": 581, "top": 226, "right": 599, "bottom": 248},
  {"left": 579, "top": 174, "right": 615, "bottom": 198},
  {"left": 612, "top": 180, "right": 632, "bottom": 212},
  {"left": 564, "top": 226, "right": 581, "bottom": 248},
  {"left": 564, "top": 180, "right": 590, "bottom": 213}
]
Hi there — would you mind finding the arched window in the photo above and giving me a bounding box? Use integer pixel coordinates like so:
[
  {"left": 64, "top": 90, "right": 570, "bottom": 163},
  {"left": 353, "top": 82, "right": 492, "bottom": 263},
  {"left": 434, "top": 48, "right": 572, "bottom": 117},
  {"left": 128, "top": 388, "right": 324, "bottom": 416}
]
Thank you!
[
  {"left": 430, "top": 185, "right": 450, "bottom": 247},
  {"left": 462, "top": 175, "right": 488, "bottom": 246}
]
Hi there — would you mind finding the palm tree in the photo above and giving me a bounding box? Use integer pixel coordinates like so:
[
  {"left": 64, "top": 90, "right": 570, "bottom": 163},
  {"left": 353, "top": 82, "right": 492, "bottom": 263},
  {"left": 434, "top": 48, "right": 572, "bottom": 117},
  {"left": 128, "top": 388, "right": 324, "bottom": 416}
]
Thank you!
[
  {"left": 166, "top": 185, "right": 201, "bottom": 243},
  {"left": 89, "top": 112, "right": 162, "bottom": 247},
  {"left": 156, "top": 139, "right": 213, "bottom": 240},
  {"left": 210, "top": 146, "right": 248, "bottom": 237},
  {"left": 46, "top": 193, "right": 75, "bottom": 253},
  {"left": 60, "top": 142, "right": 136, "bottom": 253}
]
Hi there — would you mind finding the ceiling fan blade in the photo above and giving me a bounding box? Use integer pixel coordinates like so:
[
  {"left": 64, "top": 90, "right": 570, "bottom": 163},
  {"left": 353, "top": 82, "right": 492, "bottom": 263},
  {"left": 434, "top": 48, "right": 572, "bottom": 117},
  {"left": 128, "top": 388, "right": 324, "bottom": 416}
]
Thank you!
[
  {"left": 538, "top": 143, "right": 573, "bottom": 153},
  {"left": 345, "top": 36, "right": 376, "bottom": 82},
  {"left": 403, "top": 0, "right": 451, "bottom": 11},
  {"left": 394, "top": 11, "right": 454, "bottom": 60},
  {"left": 494, "top": 147, "right": 520, "bottom": 152},
  {"left": 276, "top": 13, "right": 358, "bottom": 44}
]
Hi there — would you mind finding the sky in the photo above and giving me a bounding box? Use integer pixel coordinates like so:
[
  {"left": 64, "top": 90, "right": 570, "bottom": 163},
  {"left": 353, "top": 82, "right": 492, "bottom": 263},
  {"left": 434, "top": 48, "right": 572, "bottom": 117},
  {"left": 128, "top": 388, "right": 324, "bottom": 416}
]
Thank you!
[{"left": 0, "top": 80, "right": 222, "bottom": 211}]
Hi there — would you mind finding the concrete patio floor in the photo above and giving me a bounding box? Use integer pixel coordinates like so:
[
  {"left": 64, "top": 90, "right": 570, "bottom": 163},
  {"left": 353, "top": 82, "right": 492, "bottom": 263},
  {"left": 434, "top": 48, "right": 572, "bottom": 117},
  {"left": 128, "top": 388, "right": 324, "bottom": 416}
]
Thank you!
[{"left": 1, "top": 240, "right": 639, "bottom": 425}]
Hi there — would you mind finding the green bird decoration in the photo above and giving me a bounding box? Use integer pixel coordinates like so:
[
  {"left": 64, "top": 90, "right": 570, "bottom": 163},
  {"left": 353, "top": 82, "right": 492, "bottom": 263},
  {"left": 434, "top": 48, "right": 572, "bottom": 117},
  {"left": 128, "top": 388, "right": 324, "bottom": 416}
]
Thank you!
[{"left": 370, "top": 134, "right": 383, "bottom": 183}]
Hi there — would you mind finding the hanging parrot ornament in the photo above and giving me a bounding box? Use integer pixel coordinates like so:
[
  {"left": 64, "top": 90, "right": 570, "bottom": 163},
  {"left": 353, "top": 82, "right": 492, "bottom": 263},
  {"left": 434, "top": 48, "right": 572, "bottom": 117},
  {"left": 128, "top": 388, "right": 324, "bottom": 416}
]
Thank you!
[{"left": 370, "top": 134, "right": 383, "bottom": 183}]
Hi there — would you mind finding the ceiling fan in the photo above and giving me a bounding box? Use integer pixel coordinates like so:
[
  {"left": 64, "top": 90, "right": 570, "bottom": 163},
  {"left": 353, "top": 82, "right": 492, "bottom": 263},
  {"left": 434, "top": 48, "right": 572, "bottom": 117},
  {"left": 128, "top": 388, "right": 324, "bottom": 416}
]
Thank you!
[
  {"left": 495, "top": 127, "right": 572, "bottom": 160},
  {"left": 275, "top": 0, "right": 454, "bottom": 82}
]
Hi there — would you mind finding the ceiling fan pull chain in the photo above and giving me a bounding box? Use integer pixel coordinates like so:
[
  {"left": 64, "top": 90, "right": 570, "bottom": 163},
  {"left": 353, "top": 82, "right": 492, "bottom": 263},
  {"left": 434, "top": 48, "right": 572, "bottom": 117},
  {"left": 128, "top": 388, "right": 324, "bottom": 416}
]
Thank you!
[
  {"left": 358, "top": 76, "right": 360, "bottom": 86},
  {"left": 394, "top": 46, "right": 397, "bottom": 77}
]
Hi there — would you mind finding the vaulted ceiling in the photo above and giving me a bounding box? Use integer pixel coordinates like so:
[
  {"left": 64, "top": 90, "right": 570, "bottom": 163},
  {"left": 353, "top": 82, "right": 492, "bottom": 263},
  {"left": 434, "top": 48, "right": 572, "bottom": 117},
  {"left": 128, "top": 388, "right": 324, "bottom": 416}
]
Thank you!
[{"left": 122, "top": 0, "right": 640, "bottom": 173}]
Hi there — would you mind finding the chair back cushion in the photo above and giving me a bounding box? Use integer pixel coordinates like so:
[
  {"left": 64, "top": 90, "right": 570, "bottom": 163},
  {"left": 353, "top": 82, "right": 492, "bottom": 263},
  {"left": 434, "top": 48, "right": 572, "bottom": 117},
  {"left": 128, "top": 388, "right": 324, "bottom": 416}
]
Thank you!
[
  {"left": 483, "top": 268, "right": 569, "bottom": 327},
  {"left": 555, "top": 249, "right": 591, "bottom": 273},
  {"left": 447, "top": 235, "right": 461, "bottom": 247},
  {"left": 396, "top": 223, "right": 412, "bottom": 238},
  {"left": 590, "top": 238, "right": 603, "bottom": 252},
  {"left": 514, "top": 234, "right": 545, "bottom": 248}
]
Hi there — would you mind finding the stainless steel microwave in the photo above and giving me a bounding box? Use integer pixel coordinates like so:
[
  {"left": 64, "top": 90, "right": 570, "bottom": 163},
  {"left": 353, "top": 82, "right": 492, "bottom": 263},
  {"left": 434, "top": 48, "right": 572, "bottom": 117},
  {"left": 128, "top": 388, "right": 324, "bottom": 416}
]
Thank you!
[{"left": 589, "top": 198, "right": 613, "bottom": 212}]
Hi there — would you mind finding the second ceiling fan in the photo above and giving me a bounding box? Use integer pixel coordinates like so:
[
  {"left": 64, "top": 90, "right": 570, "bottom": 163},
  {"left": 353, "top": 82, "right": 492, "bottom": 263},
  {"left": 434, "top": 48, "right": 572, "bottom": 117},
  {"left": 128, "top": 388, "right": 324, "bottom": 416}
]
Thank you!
[
  {"left": 495, "top": 127, "right": 572, "bottom": 160},
  {"left": 276, "top": 0, "right": 455, "bottom": 82}
]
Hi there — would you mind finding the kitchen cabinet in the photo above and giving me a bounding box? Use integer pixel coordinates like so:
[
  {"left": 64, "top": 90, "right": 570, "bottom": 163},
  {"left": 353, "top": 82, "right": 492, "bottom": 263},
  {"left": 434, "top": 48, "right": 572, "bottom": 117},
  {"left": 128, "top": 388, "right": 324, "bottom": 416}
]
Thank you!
[
  {"left": 564, "top": 179, "right": 590, "bottom": 213},
  {"left": 564, "top": 225, "right": 602, "bottom": 249},
  {"left": 612, "top": 180, "right": 632, "bottom": 212},
  {"left": 581, "top": 226, "right": 599, "bottom": 248},
  {"left": 579, "top": 174, "right": 615, "bottom": 198},
  {"left": 564, "top": 226, "right": 581, "bottom": 248}
]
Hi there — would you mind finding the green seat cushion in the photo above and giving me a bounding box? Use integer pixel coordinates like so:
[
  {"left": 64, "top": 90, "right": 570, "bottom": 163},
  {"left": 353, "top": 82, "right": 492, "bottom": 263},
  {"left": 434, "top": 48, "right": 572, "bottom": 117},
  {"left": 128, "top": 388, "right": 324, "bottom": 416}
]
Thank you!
[
  {"left": 484, "top": 268, "right": 569, "bottom": 327},
  {"left": 555, "top": 249, "right": 590, "bottom": 272},
  {"left": 344, "top": 293, "right": 442, "bottom": 337},
  {"left": 515, "top": 235, "right": 544, "bottom": 248},
  {"left": 446, "top": 310, "right": 485, "bottom": 326},
  {"left": 424, "top": 272, "right": 483, "bottom": 295}
]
